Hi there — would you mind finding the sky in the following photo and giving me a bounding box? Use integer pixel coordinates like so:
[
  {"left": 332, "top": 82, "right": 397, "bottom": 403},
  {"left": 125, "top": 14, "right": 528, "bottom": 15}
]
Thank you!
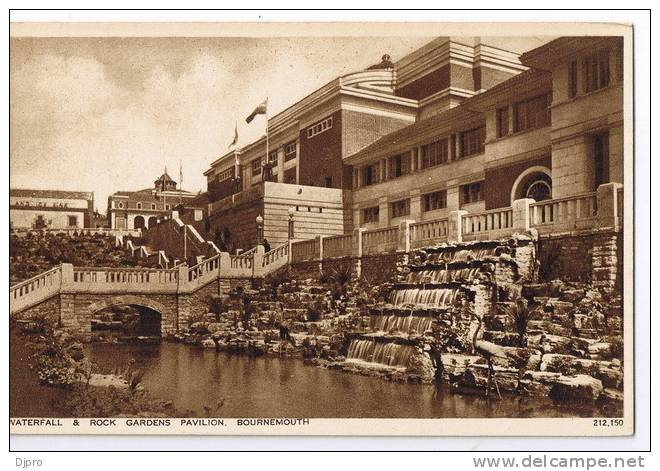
[{"left": 10, "top": 35, "right": 546, "bottom": 212}]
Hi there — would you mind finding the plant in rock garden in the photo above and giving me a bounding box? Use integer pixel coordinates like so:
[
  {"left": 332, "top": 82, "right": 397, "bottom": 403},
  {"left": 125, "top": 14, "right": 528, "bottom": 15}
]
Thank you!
[{"left": 505, "top": 298, "right": 536, "bottom": 348}]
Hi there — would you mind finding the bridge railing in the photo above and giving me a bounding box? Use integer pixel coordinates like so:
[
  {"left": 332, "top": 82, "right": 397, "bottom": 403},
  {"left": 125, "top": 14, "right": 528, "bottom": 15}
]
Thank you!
[
  {"left": 186, "top": 253, "right": 221, "bottom": 286},
  {"left": 70, "top": 266, "right": 179, "bottom": 293},
  {"left": 10, "top": 265, "right": 63, "bottom": 313}
]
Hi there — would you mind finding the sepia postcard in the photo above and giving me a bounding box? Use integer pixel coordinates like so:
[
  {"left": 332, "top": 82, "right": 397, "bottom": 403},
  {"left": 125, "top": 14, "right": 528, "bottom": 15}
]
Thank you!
[{"left": 9, "top": 19, "right": 635, "bottom": 437}]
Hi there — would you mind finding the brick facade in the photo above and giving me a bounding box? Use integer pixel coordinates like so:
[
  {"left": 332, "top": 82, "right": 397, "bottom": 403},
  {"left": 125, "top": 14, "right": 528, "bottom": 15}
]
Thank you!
[{"left": 298, "top": 110, "right": 344, "bottom": 189}]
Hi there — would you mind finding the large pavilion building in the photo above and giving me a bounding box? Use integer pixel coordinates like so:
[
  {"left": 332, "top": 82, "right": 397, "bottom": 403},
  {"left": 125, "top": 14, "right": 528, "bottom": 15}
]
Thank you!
[{"left": 204, "top": 36, "right": 624, "bottom": 250}]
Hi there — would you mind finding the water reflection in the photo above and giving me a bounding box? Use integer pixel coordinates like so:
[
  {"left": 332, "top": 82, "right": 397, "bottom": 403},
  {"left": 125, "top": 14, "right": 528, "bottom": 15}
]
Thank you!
[{"left": 84, "top": 342, "right": 603, "bottom": 419}]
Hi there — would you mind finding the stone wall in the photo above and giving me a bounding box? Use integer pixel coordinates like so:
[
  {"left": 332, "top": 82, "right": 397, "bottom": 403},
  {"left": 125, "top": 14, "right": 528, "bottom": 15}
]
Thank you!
[
  {"left": 289, "top": 260, "right": 322, "bottom": 281},
  {"left": 360, "top": 252, "right": 400, "bottom": 284},
  {"left": 538, "top": 229, "right": 621, "bottom": 286}
]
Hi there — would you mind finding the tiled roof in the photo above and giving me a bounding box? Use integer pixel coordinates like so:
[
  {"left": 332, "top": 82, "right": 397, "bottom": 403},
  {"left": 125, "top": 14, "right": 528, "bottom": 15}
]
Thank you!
[
  {"left": 10, "top": 188, "right": 93, "bottom": 201},
  {"left": 156, "top": 172, "right": 175, "bottom": 183}
]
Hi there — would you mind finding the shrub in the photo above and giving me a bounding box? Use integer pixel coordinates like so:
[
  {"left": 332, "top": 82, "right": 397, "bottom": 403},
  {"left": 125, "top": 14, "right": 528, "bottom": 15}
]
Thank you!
[
  {"left": 537, "top": 241, "right": 561, "bottom": 282},
  {"left": 505, "top": 299, "right": 535, "bottom": 347}
]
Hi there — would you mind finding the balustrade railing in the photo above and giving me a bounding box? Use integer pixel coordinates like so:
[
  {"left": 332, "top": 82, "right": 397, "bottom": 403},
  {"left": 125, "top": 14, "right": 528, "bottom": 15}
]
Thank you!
[
  {"left": 262, "top": 243, "right": 289, "bottom": 267},
  {"left": 529, "top": 192, "right": 597, "bottom": 233},
  {"left": 362, "top": 226, "right": 399, "bottom": 255},
  {"left": 291, "top": 238, "right": 320, "bottom": 263},
  {"left": 72, "top": 267, "right": 179, "bottom": 285},
  {"left": 230, "top": 247, "right": 255, "bottom": 269},
  {"left": 410, "top": 218, "right": 448, "bottom": 248},
  {"left": 11, "top": 227, "right": 141, "bottom": 238},
  {"left": 461, "top": 207, "right": 513, "bottom": 241},
  {"left": 10, "top": 265, "right": 63, "bottom": 311},
  {"left": 187, "top": 254, "right": 221, "bottom": 283},
  {"left": 323, "top": 234, "right": 353, "bottom": 259}
]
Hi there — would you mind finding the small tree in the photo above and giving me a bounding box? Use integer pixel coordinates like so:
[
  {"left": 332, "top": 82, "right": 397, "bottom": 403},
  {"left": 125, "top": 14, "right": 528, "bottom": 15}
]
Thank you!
[{"left": 506, "top": 299, "right": 534, "bottom": 347}]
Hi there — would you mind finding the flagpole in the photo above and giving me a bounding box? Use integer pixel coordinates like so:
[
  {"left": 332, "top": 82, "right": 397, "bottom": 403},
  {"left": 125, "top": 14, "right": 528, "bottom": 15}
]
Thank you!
[{"left": 265, "top": 97, "right": 269, "bottom": 169}]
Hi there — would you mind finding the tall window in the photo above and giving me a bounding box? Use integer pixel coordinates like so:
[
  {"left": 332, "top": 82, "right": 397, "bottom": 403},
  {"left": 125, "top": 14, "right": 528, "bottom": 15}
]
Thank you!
[
  {"left": 496, "top": 107, "right": 509, "bottom": 138},
  {"left": 151, "top": 203, "right": 156, "bottom": 210},
  {"left": 460, "top": 127, "right": 486, "bottom": 157},
  {"left": 583, "top": 48, "right": 610, "bottom": 93},
  {"left": 136, "top": 202, "right": 142, "bottom": 209},
  {"left": 362, "top": 163, "right": 380, "bottom": 187},
  {"left": 568, "top": 60, "right": 578, "bottom": 98},
  {"left": 67, "top": 215, "right": 78, "bottom": 227},
  {"left": 283, "top": 167, "right": 296, "bottom": 184},
  {"left": 390, "top": 199, "right": 410, "bottom": 219},
  {"left": 251, "top": 159, "right": 262, "bottom": 177},
  {"left": 421, "top": 138, "right": 449, "bottom": 169},
  {"left": 362, "top": 206, "right": 379, "bottom": 224},
  {"left": 594, "top": 132, "right": 610, "bottom": 188},
  {"left": 461, "top": 182, "right": 484, "bottom": 205},
  {"left": 514, "top": 93, "right": 551, "bottom": 133},
  {"left": 390, "top": 153, "right": 409, "bottom": 178},
  {"left": 284, "top": 141, "right": 297, "bottom": 161},
  {"left": 268, "top": 150, "right": 278, "bottom": 163},
  {"left": 423, "top": 190, "right": 447, "bottom": 212}
]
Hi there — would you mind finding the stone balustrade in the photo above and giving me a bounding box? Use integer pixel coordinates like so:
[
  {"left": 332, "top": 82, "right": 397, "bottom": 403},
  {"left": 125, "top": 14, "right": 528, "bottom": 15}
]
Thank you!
[
  {"left": 362, "top": 226, "right": 399, "bottom": 255},
  {"left": 287, "top": 183, "right": 623, "bottom": 264},
  {"left": 323, "top": 234, "right": 353, "bottom": 259}
]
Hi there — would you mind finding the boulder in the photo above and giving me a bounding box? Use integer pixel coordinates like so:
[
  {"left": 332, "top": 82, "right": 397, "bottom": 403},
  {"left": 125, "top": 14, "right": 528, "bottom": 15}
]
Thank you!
[
  {"left": 405, "top": 351, "right": 435, "bottom": 382},
  {"left": 201, "top": 338, "right": 216, "bottom": 349},
  {"left": 549, "top": 374, "right": 603, "bottom": 403}
]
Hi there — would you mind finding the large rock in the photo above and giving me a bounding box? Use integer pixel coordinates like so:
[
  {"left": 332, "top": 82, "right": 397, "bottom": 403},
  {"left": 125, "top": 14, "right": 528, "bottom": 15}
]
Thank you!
[
  {"left": 405, "top": 350, "right": 435, "bottom": 382},
  {"left": 201, "top": 338, "right": 216, "bottom": 349},
  {"left": 549, "top": 374, "right": 603, "bottom": 402}
]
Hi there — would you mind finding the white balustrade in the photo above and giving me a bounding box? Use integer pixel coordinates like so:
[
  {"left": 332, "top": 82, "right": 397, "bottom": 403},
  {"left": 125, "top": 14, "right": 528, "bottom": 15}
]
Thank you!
[{"left": 410, "top": 219, "right": 449, "bottom": 248}]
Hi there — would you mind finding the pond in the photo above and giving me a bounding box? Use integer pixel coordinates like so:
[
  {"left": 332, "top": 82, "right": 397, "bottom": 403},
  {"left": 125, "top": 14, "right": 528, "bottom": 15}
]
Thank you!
[{"left": 78, "top": 342, "right": 606, "bottom": 418}]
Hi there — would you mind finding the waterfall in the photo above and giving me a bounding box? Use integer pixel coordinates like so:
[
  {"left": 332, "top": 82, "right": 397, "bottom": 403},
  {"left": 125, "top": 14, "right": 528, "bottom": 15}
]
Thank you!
[
  {"left": 346, "top": 339, "right": 415, "bottom": 368},
  {"left": 369, "top": 314, "right": 433, "bottom": 334},
  {"left": 406, "top": 267, "right": 480, "bottom": 284},
  {"left": 426, "top": 247, "right": 497, "bottom": 263},
  {"left": 389, "top": 288, "right": 458, "bottom": 307}
]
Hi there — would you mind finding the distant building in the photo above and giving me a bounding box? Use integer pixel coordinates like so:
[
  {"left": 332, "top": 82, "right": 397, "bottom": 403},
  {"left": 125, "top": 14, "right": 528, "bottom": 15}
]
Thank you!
[
  {"left": 10, "top": 189, "right": 94, "bottom": 230},
  {"left": 107, "top": 171, "right": 198, "bottom": 230}
]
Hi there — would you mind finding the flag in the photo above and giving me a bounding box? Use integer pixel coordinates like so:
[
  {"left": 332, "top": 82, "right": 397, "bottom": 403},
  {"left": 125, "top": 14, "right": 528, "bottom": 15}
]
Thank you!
[
  {"left": 228, "top": 122, "right": 238, "bottom": 149},
  {"left": 245, "top": 99, "right": 267, "bottom": 124},
  {"left": 179, "top": 161, "right": 183, "bottom": 186}
]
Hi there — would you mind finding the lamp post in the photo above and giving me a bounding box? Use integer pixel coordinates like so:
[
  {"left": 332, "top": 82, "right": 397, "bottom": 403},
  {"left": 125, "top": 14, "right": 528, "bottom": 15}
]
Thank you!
[
  {"left": 288, "top": 207, "right": 295, "bottom": 240},
  {"left": 256, "top": 214, "right": 264, "bottom": 243}
]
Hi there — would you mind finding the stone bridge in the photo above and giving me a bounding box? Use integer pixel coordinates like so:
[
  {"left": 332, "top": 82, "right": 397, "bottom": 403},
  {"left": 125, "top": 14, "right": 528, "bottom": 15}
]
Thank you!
[{"left": 10, "top": 243, "right": 290, "bottom": 340}]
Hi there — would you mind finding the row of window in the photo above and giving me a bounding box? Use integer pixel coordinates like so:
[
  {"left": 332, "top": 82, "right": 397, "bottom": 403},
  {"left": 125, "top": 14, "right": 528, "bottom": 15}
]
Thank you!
[
  {"left": 360, "top": 182, "right": 484, "bottom": 224},
  {"left": 248, "top": 140, "right": 299, "bottom": 177},
  {"left": 307, "top": 116, "right": 333, "bottom": 138},
  {"left": 359, "top": 128, "right": 487, "bottom": 188},
  {"left": 570, "top": 48, "right": 611, "bottom": 98},
  {"left": 216, "top": 168, "right": 233, "bottom": 182},
  {"left": 114, "top": 201, "right": 170, "bottom": 211},
  {"left": 496, "top": 92, "right": 552, "bottom": 138}
]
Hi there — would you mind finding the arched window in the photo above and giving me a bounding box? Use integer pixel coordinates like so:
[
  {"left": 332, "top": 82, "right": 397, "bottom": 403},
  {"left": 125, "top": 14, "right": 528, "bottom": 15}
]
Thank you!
[
  {"left": 510, "top": 166, "right": 552, "bottom": 203},
  {"left": 147, "top": 216, "right": 158, "bottom": 229},
  {"left": 133, "top": 215, "right": 145, "bottom": 230}
]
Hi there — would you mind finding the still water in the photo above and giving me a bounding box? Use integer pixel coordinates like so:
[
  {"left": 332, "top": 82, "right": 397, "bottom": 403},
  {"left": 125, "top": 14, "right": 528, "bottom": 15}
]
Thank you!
[{"left": 84, "top": 342, "right": 604, "bottom": 418}]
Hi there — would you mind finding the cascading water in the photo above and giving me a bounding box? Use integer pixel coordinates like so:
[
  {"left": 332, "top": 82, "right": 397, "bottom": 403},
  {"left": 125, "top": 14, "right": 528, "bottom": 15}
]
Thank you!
[
  {"left": 346, "top": 339, "right": 415, "bottom": 368},
  {"left": 405, "top": 267, "right": 480, "bottom": 284},
  {"left": 425, "top": 247, "right": 497, "bottom": 264},
  {"left": 369, "top": 314, "right": 433, "bottom": 334},
  {"left": 389, "top": 288, "right": 458, "bottom": 308}
]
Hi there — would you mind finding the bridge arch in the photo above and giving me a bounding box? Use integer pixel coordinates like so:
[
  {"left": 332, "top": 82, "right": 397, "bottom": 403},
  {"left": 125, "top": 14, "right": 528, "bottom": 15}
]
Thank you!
[{"left": 86, "top": 295, "right": 169, "bottom": 339}]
